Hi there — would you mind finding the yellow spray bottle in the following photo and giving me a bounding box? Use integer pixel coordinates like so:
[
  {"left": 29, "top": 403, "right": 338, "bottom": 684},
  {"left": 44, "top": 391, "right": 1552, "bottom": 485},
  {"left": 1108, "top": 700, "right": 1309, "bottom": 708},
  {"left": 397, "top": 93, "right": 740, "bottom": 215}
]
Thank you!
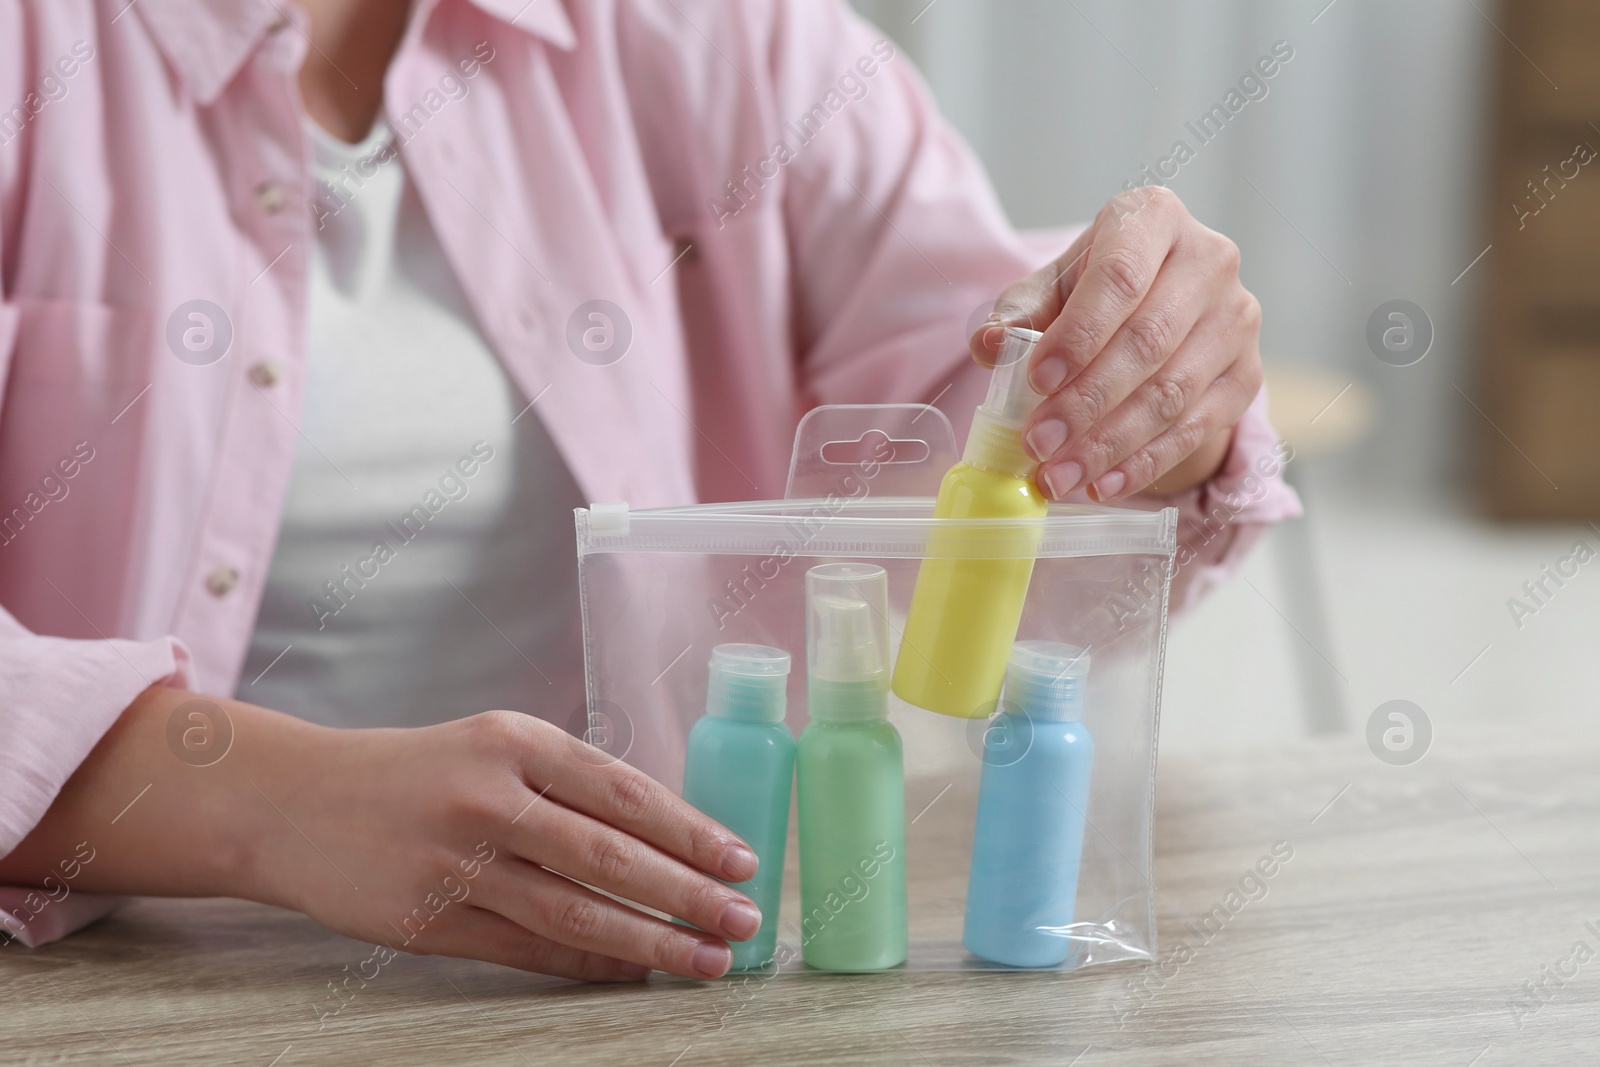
[{"left": 892, "top": 326, "right": 1048, "bottom": 718}]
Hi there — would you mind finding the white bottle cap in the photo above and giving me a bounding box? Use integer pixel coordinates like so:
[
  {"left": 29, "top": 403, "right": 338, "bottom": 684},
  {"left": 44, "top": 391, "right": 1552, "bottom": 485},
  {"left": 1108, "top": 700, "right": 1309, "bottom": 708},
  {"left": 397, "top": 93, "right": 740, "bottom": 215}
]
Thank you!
[
  {"left": 706, "top": 644, "right": 791, "bottom": 723},
  {"left": 805, "top": 562, "right": 890, "bottom": 723},
  {"left": 1001, "top": 641, "right": 1090, "bottom": 722},
  {"left": 963, "top": 327, "right": 1045, "bottom": 478}
]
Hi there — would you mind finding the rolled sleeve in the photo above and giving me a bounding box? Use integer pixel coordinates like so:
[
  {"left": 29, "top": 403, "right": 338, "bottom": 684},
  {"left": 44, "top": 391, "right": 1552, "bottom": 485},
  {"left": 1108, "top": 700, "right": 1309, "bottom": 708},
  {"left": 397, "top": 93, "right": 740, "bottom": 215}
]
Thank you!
[
  {"left": 0, "top": 626, "right": 196, "bottom": 858},
  {"left": 0, "top": 618, "right": 195, "bottom": 947},
  {"left": 1155, "top": 387, "right": 1302, "bottom": 613},
  {"left": 0, "top": 889, "right": 125, "bottom": 948}
]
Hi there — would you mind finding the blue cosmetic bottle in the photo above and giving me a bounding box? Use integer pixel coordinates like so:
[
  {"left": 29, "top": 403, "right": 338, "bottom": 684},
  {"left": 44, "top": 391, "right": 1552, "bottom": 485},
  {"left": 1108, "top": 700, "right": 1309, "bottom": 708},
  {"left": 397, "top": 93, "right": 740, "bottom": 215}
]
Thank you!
[
  {"left": 962, "top": 641, "right": 1093, "bottom": 968},
  {"left": 681, "top": 643, "right": 796, "bottom": 970}
]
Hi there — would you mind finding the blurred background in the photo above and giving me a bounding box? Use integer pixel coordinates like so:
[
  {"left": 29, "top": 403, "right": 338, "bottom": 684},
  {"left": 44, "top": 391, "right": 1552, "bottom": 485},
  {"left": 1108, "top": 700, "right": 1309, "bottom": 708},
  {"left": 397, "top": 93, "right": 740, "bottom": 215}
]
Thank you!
[{"left": 853, "top": 0, "right": 1598, "bottom": 755}]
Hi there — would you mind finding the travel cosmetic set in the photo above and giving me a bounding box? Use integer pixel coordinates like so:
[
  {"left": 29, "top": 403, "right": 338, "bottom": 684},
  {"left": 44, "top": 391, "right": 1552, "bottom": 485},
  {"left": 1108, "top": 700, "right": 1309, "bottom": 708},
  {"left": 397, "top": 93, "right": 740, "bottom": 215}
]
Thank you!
[{"left": 679, "top": 328, "right": 1096, "bottom": 971}]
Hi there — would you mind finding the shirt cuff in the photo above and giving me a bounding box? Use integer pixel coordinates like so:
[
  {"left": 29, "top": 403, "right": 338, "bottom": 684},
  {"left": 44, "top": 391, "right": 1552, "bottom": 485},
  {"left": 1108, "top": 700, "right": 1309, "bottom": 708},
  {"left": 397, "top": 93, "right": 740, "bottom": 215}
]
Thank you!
[
  {"left": 1155, "top": 385, "right": 1302, "bottom": 613},
  {"left": 0, "top": 888, "right": 124, "bottom": 948},
  {"left": 0, "top": 632, "right": 195, "bottom": 947}
]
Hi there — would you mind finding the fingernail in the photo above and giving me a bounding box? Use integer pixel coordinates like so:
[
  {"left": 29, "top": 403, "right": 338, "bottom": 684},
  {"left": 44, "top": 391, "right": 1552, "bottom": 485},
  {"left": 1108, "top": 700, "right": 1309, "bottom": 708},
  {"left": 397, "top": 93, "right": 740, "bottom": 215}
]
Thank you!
[
  {"left": 1025, "top": 418, "right": 1068, "bottom": 461},
  {"left": 692, "top": 941, "right": 732, "bottom": 979},
  {"left": 1032, "top": 358, "right": 1067, "bottom": 395},
  {"left": 720, "top": 900, "right": 762, "bottom": 940},
  {"left": 1090, "top": 470, "right": 1127, "bottom": 501},
  {"left": 721, "top": 845, "right": 758, "bottom": 881},
  {"left": 1039, "top": 460, "right": 1083, "bottom": 501}
]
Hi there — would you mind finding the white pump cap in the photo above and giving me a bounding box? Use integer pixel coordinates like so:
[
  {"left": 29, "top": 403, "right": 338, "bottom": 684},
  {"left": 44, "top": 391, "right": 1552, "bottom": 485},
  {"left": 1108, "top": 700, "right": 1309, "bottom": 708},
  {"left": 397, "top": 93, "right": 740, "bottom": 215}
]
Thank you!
[
  {"left": 805, "top": 562, "right": 890, "bottom": 723},
  {"left": 963, "top": 326, "right": 1045, "bottom": 478}
]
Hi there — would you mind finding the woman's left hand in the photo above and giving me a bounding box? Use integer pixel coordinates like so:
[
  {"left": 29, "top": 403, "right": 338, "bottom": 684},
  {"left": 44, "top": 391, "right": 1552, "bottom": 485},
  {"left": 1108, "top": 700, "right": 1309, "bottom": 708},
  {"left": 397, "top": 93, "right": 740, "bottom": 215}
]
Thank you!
[{"left": 973, "top": 186, "right": 1262, "bottom": 503}]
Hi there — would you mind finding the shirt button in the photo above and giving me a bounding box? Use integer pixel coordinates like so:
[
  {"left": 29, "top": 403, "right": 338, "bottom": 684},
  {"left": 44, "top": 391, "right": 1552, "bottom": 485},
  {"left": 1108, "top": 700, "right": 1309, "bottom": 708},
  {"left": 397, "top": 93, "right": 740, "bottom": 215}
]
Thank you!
[
  {"left": 255, "top": 181, "right": 287, "bottom": 215},
  {"left": 205, "top": 567, "right": 241, "bottom": 597},
  {"left": 249, "top": 360, "right": 283, "bottom": 387}
]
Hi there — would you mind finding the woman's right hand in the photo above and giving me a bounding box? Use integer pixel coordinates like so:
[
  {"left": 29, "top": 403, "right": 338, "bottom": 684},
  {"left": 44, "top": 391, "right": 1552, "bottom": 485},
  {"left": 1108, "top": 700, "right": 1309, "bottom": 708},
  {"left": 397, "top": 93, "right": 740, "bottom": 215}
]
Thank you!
[
  {"left": 268, "top": 709, "right": 761, "bottom": 982},
  {"left": 0, "top": 690, "right": 760, "bottom": 982}
]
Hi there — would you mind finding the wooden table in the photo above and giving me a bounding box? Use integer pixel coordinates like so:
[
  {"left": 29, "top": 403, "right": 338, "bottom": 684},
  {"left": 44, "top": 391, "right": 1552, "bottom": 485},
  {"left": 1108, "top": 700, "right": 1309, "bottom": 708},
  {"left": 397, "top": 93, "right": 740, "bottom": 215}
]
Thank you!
[{"left": 6, "top": 722, "right": 1599, "bottom": 1065}]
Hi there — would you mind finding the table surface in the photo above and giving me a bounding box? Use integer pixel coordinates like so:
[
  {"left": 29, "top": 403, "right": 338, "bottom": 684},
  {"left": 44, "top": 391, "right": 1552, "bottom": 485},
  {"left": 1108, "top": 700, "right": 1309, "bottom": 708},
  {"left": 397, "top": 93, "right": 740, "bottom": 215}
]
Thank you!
[{"left": 6, "top": 722, "right": 1599, "bottom": 1067}]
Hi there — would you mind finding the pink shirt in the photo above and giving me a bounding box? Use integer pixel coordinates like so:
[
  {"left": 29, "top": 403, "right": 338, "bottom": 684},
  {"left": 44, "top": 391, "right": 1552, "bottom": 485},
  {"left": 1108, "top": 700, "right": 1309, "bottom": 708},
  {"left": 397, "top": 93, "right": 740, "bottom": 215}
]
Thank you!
[{"left": 0, "top": 0, "right": 1299, "bottom": 944}]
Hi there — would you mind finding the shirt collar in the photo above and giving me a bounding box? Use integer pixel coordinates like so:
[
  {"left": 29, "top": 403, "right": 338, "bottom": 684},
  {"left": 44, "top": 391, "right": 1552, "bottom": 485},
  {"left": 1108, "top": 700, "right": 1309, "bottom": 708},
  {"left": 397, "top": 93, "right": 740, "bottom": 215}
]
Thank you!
[
  {"left": 467, "top": 0, "right": 577, "bottom": 49},
  {"left": 136, "top": 0, "right": 576, "bottom": 106},
  {"left": 135, "top": 0, "right": 288, "bottom": 106}
]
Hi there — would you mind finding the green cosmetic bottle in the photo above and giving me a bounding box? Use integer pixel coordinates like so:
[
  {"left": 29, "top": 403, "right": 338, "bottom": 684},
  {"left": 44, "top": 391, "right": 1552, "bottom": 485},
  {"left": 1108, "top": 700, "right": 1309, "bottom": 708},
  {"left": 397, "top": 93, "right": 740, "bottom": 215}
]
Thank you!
[{"left": 797, "top": 562, "right": 908, "bottom": 971}]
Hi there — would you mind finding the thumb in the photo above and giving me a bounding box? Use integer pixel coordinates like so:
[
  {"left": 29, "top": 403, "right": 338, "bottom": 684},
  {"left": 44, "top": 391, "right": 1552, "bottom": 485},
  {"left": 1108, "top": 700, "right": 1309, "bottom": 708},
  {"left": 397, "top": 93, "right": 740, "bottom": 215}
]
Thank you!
[{"left": 969, "top": 225, "right": 1095, "bottom": 368}]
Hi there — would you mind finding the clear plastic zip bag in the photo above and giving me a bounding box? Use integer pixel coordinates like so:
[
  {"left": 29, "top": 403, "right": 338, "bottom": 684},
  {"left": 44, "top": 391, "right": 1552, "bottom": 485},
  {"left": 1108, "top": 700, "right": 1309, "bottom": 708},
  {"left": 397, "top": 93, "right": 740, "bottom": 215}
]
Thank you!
[{"left": 575, "top": 404, "right": 1175, "bottom": 973}]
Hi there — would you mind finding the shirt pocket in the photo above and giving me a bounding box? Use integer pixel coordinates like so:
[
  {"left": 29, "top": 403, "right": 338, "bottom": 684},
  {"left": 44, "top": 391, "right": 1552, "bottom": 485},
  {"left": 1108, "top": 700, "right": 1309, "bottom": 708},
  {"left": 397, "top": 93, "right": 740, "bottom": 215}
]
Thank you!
[
  {"left": 6, "top": 298, "right": 156, "bottom": 390},
  {"left": 0, "top": 301, "right": 160, "bottom": 535},
  {"left": 3, "top": 298, "right": 166, "bottom": 445}
]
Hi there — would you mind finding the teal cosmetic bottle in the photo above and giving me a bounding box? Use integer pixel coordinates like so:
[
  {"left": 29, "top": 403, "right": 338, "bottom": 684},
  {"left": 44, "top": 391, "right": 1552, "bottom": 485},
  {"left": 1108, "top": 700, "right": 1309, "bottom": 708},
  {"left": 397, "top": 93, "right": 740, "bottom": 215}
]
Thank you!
[
  {"left": 681, "top": 644, "right": 796, "bottom": 970},
  {"left": 797, "top": 563, "right": 908, "bottom": 971}
]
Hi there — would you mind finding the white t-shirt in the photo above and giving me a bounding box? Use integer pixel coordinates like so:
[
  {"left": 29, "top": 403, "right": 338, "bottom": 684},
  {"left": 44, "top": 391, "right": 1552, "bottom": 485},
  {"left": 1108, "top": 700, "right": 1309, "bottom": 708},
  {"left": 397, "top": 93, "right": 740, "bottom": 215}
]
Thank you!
[{"left": 238, "top": 119, "right": 587, "bottom": 730}]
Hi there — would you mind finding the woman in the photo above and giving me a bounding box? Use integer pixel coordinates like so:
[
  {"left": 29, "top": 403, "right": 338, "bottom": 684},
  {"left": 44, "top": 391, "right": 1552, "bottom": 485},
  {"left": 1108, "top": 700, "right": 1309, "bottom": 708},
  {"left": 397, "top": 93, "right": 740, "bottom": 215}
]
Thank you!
[{"left": 0, "top": 0, "right": 1297, "bottom": 982}]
